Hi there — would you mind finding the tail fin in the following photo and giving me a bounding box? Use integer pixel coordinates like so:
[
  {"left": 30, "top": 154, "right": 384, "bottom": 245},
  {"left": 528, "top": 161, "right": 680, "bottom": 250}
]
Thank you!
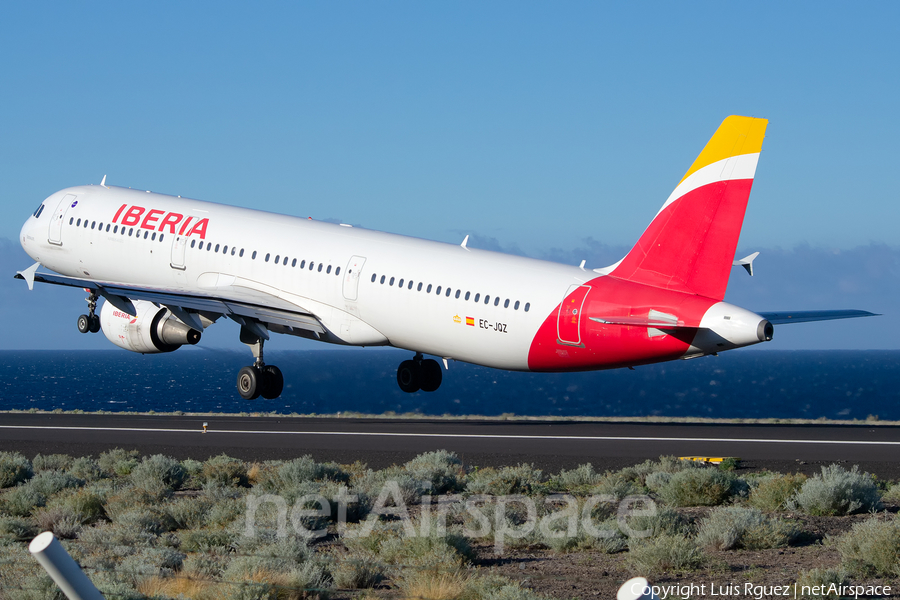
[{"left": 610, "top": 115, "right": 768, "bottom": 301}]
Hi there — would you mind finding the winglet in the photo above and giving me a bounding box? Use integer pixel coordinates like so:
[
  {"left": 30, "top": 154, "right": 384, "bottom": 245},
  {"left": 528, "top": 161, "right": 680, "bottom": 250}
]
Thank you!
[
  {"left": 16, "top": 262, "right": 41, "bottom": 291},
  {"left": 461, "top": 235, "right": 469, "bottom": 250},
  {"left": 733, "top": 252, "right": 759, "bottom": 276},
  {"left": 100, "top": 175, "right": 108, "bottom": 188}
]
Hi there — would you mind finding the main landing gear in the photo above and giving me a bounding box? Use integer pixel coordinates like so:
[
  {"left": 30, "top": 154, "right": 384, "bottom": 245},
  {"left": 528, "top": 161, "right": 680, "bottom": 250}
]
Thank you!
[
  {"left": 397, "top": 353, "right": 443, "bottom": 393},
  {"left": 236, "top": 325, "right": 284, "bottom": 400},
  {"left": 76, "top": 292, "right": 101, "bottom": 334}
]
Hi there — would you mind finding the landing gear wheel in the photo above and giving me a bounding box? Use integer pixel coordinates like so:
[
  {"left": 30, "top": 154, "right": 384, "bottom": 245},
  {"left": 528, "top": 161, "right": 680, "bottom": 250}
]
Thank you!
[
  {"left": 261, "top": 365, "right": 284, "bottom": 399},
  {"left": 419, "top": 359, "right": 443, "bottom": 392},
  {"left": 397, "top": 360, "right": 421, "bottom": 393},
  {"left": 77, "top": 314, "right": 91, "bottom": 334},
  {"left": 88, "top": 315, "right": 101, "bottom": 334},
  {"left": 237, "top": 366, "right": 261, "bottom": 400}
]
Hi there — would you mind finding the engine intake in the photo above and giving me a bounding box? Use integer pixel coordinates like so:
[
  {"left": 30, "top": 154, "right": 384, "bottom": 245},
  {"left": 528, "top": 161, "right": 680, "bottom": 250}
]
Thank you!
[{"left": 100, "top": 299, "right": 201, "bottom": 353}]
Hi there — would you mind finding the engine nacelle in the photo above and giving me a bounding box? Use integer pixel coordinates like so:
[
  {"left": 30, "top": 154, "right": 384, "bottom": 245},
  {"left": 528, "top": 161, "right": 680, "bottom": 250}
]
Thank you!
[{"left": 100, "top": 299, "right": 201, "bottom": 353}]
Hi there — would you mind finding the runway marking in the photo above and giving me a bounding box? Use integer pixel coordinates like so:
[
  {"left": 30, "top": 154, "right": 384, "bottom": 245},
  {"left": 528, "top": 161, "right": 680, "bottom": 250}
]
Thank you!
[{"left": 1, "top": 425, "right": 899, "bottom": 446}]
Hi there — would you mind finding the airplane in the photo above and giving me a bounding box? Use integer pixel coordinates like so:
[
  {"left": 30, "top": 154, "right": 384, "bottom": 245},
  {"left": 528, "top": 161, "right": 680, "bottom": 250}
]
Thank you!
[{"left": 15, "top": 116, "right": 876, "bottom": 400}]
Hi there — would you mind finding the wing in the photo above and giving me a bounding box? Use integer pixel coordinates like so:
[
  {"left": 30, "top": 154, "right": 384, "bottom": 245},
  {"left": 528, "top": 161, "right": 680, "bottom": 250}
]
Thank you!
[
  {"left": 14, "top": 265, "right": 325, "bottom": 337},
  {"left": 757, "top": 310, "right": 879, "bottom": 324}
]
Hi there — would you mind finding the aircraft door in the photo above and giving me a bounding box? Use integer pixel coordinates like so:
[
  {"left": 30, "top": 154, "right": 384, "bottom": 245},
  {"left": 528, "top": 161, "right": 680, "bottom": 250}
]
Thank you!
[
  {"left": 48, "top": 194, "right": 77, "bottom": 245},
  {"left": 170, "top": 234, "right": 188, "bottom": 270},
  {"left": 557, "top": 284, "right": 591, "bottom": 346},
  {"left": 342, "top": 255, "right": 366, "bottom": 301}
]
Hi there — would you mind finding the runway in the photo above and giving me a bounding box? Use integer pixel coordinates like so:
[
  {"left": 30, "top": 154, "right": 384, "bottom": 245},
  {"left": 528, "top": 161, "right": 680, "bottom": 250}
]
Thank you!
[{"left": 1, "top": 413, "right": 898, "bottom": 478}]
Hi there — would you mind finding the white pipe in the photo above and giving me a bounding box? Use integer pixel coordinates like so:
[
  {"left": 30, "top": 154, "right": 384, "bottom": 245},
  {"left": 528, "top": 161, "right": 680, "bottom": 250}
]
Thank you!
[
  {"left": 29, "top": 531, "right": 105, "bottom": 600},
  {"left": 618, "top": 577, "right": 660, "bottom": 600}
]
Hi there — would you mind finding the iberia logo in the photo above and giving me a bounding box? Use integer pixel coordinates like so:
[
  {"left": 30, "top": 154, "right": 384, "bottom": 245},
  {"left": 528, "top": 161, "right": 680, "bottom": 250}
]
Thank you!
[
  {"left": 465, "top": 317, "right": 475, "bottom": 326},
  {"left": 453, "top": 315, "right": 461, "bottom": 324}
]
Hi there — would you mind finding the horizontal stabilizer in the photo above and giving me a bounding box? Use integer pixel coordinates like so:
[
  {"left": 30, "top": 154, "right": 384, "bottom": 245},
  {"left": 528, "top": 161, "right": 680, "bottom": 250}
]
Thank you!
[
  {"left": 733, "top": 252, "right": 759, "bottom": 276},
  {"left": 758, "top": 310, "right": 879, "bottom": 324}
]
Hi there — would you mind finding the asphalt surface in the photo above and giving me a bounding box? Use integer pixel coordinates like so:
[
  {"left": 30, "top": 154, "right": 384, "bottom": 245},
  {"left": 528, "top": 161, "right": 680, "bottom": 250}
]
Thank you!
[{"left": 1, "top": 413, "right": 899, "bottom": 479}]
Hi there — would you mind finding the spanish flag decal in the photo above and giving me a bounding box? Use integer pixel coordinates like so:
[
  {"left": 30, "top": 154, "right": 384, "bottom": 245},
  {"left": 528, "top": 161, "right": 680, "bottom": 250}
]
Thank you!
[{"left": 465, "top": 317, "right": 475, "bottom": 326}]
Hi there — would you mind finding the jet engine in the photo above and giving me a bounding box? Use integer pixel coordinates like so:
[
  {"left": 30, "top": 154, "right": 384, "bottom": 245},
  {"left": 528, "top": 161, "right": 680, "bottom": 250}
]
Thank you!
[{"left": 100, "top": 299, "right": 201, "bottom": 353}]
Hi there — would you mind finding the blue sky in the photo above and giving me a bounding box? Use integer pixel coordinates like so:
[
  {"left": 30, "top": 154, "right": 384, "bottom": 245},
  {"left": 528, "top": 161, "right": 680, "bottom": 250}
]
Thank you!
[{"left": 1, "top": 2, "right": 897, "bottom": 350}]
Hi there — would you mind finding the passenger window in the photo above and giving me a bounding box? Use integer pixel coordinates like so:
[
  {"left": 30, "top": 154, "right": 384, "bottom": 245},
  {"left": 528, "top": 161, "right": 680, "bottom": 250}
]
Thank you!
[
  {"left": 69, "top": 217, "right": 74, "bottom": 225},
  {"left": 474, "top": 293, "right": 480, "bottom": 302},
  {"left": 327, "top": 265, "right": 332, "bottom": 274},
  {"left": 232, "top": 247, "right": 236, "bottom": 256},
  {"left": 144, "top": 231, "right": 148, "bottom": 239},
  {"left": 380, "top": 275, "right": 386, "bottom": 284},
  {"left": 514, "top": 301, "right": 520, "bottom": 310},
  {"left": 446, "top": 288, "right": 451, "bottom": 297},
  {"left": 240, "top": 249, "right": 244, "bottom": 257},
  {"left": 292, "top": 258, "right": 297, "bottom": 267},
  {"left": 504, "top": 299, "right": 509, "bottom": 308},
  {"left": 301, "top": 260, "right": 306, "bottom": 268},
  {"left": 398, "top": 278, "right": 404, "bottom": 288},
  {"left": 223, "top": 245, "right": 228, "bottom": 254},
  {"left": 252, "top": 251, "right": 257, "bottom": 259},
  {"left": 371, "top": 273, "right": 377, "bottom": 282},
  {"left": 525, "top": 303, "right": 530, "bottom": 312},
  {"left": 426, "top": 284, "right": 432, "bottom": 293},
  {"left": 152, "top": 233, "right": 157, "bottom": 241},
  {"left": 159, "top": 234, "right": 164, "bottom": 242},
  {"left": 99, "top": 222, "right": 103, "bottom": 230},
  {"left": 84, "top": 221, "right": 89, "bottom": 228},
  {"left": 417, "top": 283, "right": 423, "bottom": 291},
  {"left": 309, "top": 262, "right": 314, "bottom": 270},
  {"left": 494, "top": 297, "right": 500, "bottom": 306},
  {"left": 129, "top": 228, "right": 134, "bottom": 236},
  {"left": 105, "top": 224, "right": 110, "bottom": 232},
  {"left": 216, "top": 243, "right": 220, "bottom": 252},
  {"left": 455, "top": 290, "right": 461, "bottom": 299},
  {"left": 265, "top": 253, "right": 270, "bottom": 262},
  {"left": 435, "top": 286, "right": 441, "bottom": 295},
  {"left": 283, "top": 257, "right": 288, "bottom": 265},
  {"left": 335, "top": 267, "right": 340, "bottom": 275},
  {"left": 91, "top": 221, "right": 96, "bottom": 229},
  {"left": 76, "top": 219, "right": 81, "bottom": 226},
  {"left": 408, "top": 281, "right": 414, "bottom": 290},
  {"left": 113, "top": 225, "right": 118, "bottom": 233},
  {"left": 484, "top": 295, "right": 490, "bottom": 305},
  {"left": 465, "top": 291, "right": 471, "bottom": 300},
  {"left": 191, "top": 240, "right": 195, "bottom": 248},
  {"left": 389, "top": 277, "right": 395, "bottom": 286},
  {"left": 274, "top": 254, "right": 279, "bottom": 263},
  {"left": 317, "top": 264, "right": 323, "bottom": 272}
]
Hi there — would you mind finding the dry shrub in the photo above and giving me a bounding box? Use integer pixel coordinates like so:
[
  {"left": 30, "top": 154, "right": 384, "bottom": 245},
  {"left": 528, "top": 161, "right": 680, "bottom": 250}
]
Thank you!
[
  {"left": 138, "top": 574, "right": 223, "bottom": 600},
  {"left": 398, "top": 569, "right": 468, "bottom": 600},
  {"left": 655, "top": 468, "right": 737, "bottom": 507},
  {"left": 749, "top": 473, "right": 807, "bottom": 511},
  {"left": 628, "top": 534, "right": 704, "bottom": 574},
  {"left": 832, "top": 517, "right": 900, "bottom": 578},
  {"left": 791, "top": 465, "right": 880, "bottom": 516},
  {"left": 697, "top": 506, "right": 800, "bottom": 551}
]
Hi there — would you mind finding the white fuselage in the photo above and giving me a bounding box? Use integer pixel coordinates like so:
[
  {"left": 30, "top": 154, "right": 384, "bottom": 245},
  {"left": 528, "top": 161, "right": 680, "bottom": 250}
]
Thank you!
[{"left": 21, "top": 185, "right": 591, "bottom": 370}]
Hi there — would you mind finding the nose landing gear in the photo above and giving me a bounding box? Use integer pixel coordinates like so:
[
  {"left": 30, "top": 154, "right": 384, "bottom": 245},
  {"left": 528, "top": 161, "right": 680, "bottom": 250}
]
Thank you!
[
  {"left": 236, "top": 325, "right": 284, "bottom": 400},
  {"left": 76, "top": 292, "right": 101, "bottom": 334},
  {"left": 397, "top": 352, "right": 443, "bottom": 393}
]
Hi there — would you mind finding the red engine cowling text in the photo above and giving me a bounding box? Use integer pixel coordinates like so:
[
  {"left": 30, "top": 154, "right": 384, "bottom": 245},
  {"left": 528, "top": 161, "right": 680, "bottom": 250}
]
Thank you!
[{"left": 111, "top": 204, "right": 209, "bottom": 240}]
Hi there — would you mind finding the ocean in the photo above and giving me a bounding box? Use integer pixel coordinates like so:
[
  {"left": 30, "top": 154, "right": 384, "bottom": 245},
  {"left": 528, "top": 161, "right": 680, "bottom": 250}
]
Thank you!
[{"left": 1, "top": 349, "right": 898, "bottom": 420}]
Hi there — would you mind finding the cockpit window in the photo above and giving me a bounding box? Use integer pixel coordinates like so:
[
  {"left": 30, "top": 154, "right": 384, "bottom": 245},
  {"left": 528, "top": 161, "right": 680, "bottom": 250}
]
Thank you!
[{"left": 32, "top": 204, "right": 45, "bottom": 218}]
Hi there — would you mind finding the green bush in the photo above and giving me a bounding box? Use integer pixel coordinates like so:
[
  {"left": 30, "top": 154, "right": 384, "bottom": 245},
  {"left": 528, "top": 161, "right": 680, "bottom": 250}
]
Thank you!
[
  {"left": 2, "top": 484, "right": 46, "bottom": 516},
  {"left": 403, "top": 450, "right": 464, "bottom": 493},
  {"left": 98, "top": 448, "right": 140, "bottom": 476},
  {"left": 0, "top": 452, "right": 33, "bottom": 488},
  {"left": 330, "top": 553, "right": 385, "bottom": 589},
  {"left": 628, "top": 534, "right": 704, "bottom": 574},
  {"left": 882, "top": 482, "right": 900, "bottom": 504},
  {"left": 201, "top": 454, "right": 249, "bottom": 487},
  {"left": 130, "top": 454, "right": 187, "bottom": 492},
  {"left": 697, "top": 506, "right": 800, "bottom": 551},
  {"left": 832, "top": 517, "right": 900, "bottom": 577},
  {"left": 34, "top": 506, "right": 83, "bottom": 539},
  {"left": 179, "top": 527, "right": 233, "bottom": 552},
  {"left": 791, "top": 465, "right": 880, "bottom": 516},
  {"left": 547, "top": 463, "right": 602, "bottom": 493},
  {"left": 749, "top": 473, "right": 807, "bottom": 511},
  {"left": 628, "top": 456, "right": 701, "bottom": 484},
  {"left": 67, "top": 457, "right": 104, "bottom": 482},
  {"left": 47, "top": 488, "right": 106, "bottom": 524},
  {"left": 466, "top": 464, "right": 543, "bottom": 495},
  {"left": 165, "top": 496, "right": 212, "bottom": 530},
  {"left": 654, "top": 468, "right": 738, "bottom": 507},
  {"left": 32, "top": 454, "right": 73, "bottom": 473},
  {"left": 0, "top": 515, "right": 37, "bottom": 541},
  {"left": 621, "top": 506, "right": 693, "bottom": 539}
]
